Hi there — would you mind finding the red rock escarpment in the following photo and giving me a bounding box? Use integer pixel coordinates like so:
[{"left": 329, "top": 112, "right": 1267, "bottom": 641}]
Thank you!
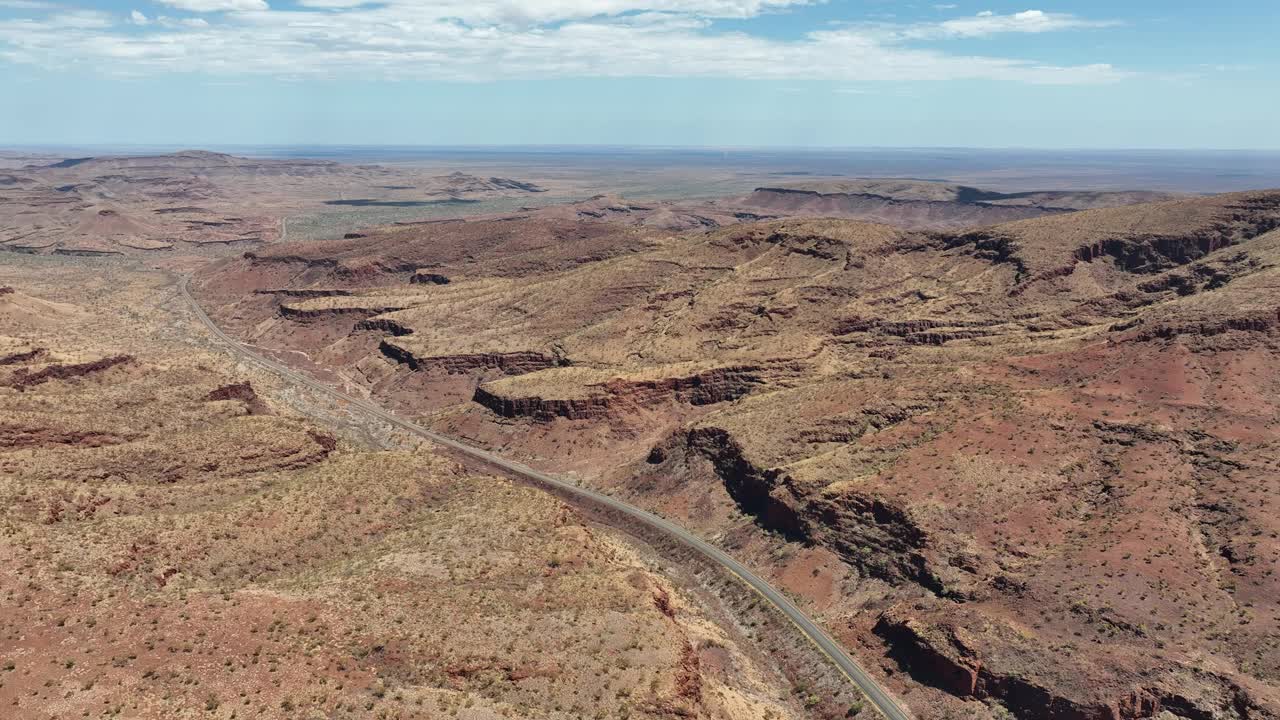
[
  {"left": 1073, "top": 215, "right": 1280, "bottom": 274},
  {"left": 205, "top": 381, "right": 258, "bottom": 403},
  {"left": 1124, "top": 307, "right": 1280, "bottom": 344},
  {"left": 1062, "top": 195, "right": 1280, "bottom": 278},
  {"left": 682, "top": 427, "right": 811, "bottom": 542},
  {"left": 243, "top": 251, "right": 421, "bottom": 281},
  {"left": 834, "top": 317, "right": 1003, "bottom": 345},
  {"left": 874, "top": 606, "right": 1156, "bottom": 720},
  {"left": 0, "top": 347, "right": 47, "bottom": 366},
  {"left": 671, "top": 425, "right": 952, "bottom": 593},
  {"left": 473, "top": 388, "right": 612, "bottom": 421},
  {"left": 253, "top": 288, "right": 354, "bottom": 298},
  {"left": 379, "top": 339, "right": 566, "bottom": 375},
  {"left": 873, "top": 603, "right": 1271, "bottom": 720},
  {"left": 279, "top": 303, "right": 409, "bottom": 322},
  {"left": 0, "top": 424, "right": 131, "bottom": 449},
  {"left": 204, "top": 381, "right": 269, "bottom": 414},
  {"left": 472, "top": 367, "right": 763, "bottom": 421},
  {"left": 3, "top": 355, "right": 133, "bottom": 391},
  {"left": 354, "top": 317, "right": 414, "bottom": 336},
  {"left": 410, "top": 272, "right": 451, "bottom": 285}
]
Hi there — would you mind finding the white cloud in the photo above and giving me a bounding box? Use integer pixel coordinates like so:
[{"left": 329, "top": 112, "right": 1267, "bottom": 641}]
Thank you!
[
  {"left": 286, "top": 0, "right": 814, "bottom": 25},
  {"left": 295, "top": 0, "right": 372, "bottom": 7},
  {"left": 939, "top": 9, "right": 1117, "bottom": 37},
  {"left": 868, "top": 9, "right": 1119, "bottom": 41},
  {"left": 1, "top": 9, "right": 112, "bottom": 29},
  {"left": 156, "top": 15, "right": 211, "bottom": 28},
  {"left": 130, "top": 10, "right": 149, "bottom": 25},
  {"left": 155, "top": 0, "right": 268, "bottom": 12},
  {"left": 0, "top": 3, "right": 1130, "bottom": 85}
]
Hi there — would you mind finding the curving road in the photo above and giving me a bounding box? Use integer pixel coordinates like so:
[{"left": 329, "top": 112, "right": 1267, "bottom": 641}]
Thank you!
[{"left": 178, "top": 274, "right": 912, "bottom": 720}]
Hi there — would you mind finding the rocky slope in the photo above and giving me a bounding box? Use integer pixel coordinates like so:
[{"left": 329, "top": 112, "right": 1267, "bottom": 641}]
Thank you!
[
  {"left": 194, "top": 189, "right": 1280, "bottom": 719},
  {"left": 0, "top": 151, "right": 549, "bottom": 256},
  {"left": 722, "top": 180, "right": 1183, "bottom": 230},
  {"left": 0, "top": 264, "right": 812, "bottom": 720}
]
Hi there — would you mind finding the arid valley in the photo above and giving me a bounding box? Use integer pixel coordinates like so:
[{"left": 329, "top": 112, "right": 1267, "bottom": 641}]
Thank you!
[{"left": 3, "top": 147, "right": 1280, "bottom": 720}]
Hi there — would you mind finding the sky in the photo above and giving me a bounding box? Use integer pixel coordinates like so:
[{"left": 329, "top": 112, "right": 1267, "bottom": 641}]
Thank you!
[{"left": 0, "top": 1, "right": 1277, "bottom": 148}]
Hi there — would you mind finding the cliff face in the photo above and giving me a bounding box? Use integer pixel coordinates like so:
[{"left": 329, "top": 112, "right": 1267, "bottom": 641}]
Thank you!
[
  {"left": 473, "top": 367, "right": 763, "bottom": 422},
  {"left": 736, "top": 187, "right": 1052, "bottom": 229},
  {"left": 473, "top": 387, "right": 612, "bottom": 421},
  {"left": 674, "top": 423, "right": 952, "bottom": 594},
  {"left": 410, "top": 272, "right": 450, "bottom": 285},
  {"left": 874, "top": 603, "right": 1271, "bottom": 720},
  {"left": 355, "top": 317, "right": 414, "bottom": 336},
  {"left": 1126, "top": 307, "right": 1280, "bottom": 343},
  {"left": 379, "top": 339, "right": 566, "bottom": 375},
  {"left": 1071, "top": 200, "right": 1280, "bottom": 274},
  {"left": 809, "top": 490, "right": 946, "bottom": 594},
  {"left": 279, "top": 303, "right": 408, "bottom": 322},
  {"left": 875, "top": 607, "right": 1148, "bottom": 720},
  {"left": 253, "top": 288, "right": 354, "bottom": 298}
]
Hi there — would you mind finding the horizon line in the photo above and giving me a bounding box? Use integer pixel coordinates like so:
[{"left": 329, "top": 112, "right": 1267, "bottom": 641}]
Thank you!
[{"left": 5, "top": 143, "right": 1280, "bottom": 154}]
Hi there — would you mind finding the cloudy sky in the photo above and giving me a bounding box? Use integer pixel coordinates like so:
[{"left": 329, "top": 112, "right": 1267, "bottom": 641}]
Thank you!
[{"left": 1, "top": 1, "right": 1276, "bottom": 147}]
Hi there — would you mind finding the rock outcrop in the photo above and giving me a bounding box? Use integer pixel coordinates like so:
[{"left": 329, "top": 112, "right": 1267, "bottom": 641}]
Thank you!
[
  {"left": 204, "top": 381, "right": 269, "bottom": 414},
  {"left": 1073, "top": 210, "right": 1280, "bottom": 274},
  {"left": 279, "top": 303, "right": 408, "bottom": 322},
  {"left": 0, "top": 423, "right": 131, "bottom": 449},
  {"left": 3, "top": 355, "right": 133, "bottom": 391},
  {"left": 473, "top": 367, "right": 763, "bottom": 421},
  {"left": 379, "top": 339, "right": 566, "bottom": 375},
  {"left": 0, "top": 347, "right": 46, "bottom": 366},
  {"left": 473, "top": 387, "right": 612, "bottom": 421},
  {"left": 410, "top": 271, "right": 451, "bottom": 285},
  {"left": 874, "top": 603, "right": 1269, "bottom": 720},
  {"left": 686, "top": 427, "right": 810, "bottom": 541},
  {"left": 254, "top": 288, "right": 354, "bottom": 298},
  {"left": 355, "top": 317, "right": 414, "bottom": 336},
  {"left": 193, "top": 190, "right": 1280, "bottom": 720},
  {"left": 1126, "top": 307, "right": 1280, "bottom": 343}
]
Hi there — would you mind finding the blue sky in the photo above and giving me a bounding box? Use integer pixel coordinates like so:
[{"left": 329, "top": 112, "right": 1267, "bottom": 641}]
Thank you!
[{"left": 1, "top": 1, "right": 1277, "bottom": 148}]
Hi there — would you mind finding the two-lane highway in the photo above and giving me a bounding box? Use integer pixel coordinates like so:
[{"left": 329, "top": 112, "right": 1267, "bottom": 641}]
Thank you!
[{"left": 178, "top": 274, "right": 912, "bottom": 720}]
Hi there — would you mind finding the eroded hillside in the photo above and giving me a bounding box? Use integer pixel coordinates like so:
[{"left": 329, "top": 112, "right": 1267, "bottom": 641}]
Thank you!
[
  {"left": 0, "top": 261, "right": 811, "bottom": 720},
  {"left": 197, "top": 190, "right": 1280, "bottom": 719},
  {"left": 0, "top": 151, "right": 549, "bottom": 256},
  {"left": 719, "top": 180, "right": 1183, "bottom": 229}
]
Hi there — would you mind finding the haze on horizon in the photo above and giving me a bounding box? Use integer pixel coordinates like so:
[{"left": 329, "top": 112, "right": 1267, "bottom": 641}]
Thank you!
[{"left": 1, "top": 0, "right": 1277, "bottom": 149}]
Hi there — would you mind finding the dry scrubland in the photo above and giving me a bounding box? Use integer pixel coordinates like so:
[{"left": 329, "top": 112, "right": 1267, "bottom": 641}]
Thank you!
[
  {"left": 201, "top": 190, "right": 1280, "bottom": 719},
  {"left": 0, "top": 152, "right": 552, "bottom": 256},
  {"left": 0, "top": 259, "right": 809, "bottom": 720},
  {"left": 9, "top": 148, "right": 1280, "bottom": 720},
  {"left": 2, "top": 148, "right": 1193, "bottom": 262}
]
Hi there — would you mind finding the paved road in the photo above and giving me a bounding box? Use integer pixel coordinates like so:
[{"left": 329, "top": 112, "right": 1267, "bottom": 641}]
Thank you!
[{"left": 178, "top": 274, "right": 912, "bottom": 720}]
